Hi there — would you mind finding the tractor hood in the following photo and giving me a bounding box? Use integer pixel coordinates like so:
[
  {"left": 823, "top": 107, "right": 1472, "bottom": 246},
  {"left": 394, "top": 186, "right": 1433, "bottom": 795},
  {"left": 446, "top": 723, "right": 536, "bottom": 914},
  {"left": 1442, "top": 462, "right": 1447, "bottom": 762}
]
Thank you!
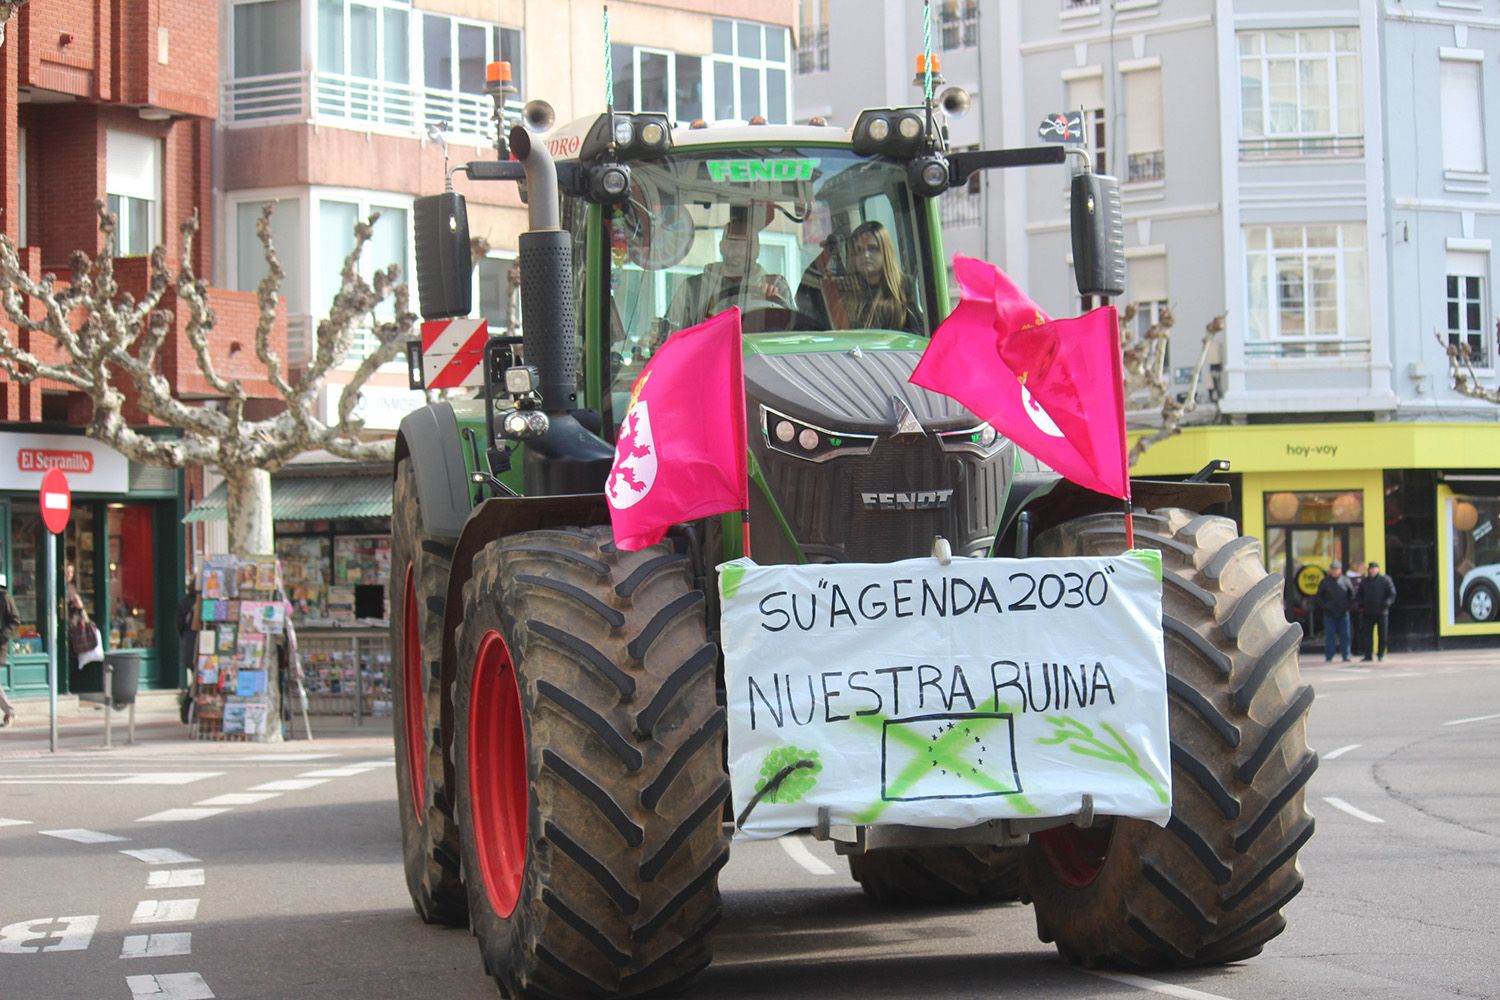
[{"left": 742, "top": 340, "right": 976, "bottom": 436}]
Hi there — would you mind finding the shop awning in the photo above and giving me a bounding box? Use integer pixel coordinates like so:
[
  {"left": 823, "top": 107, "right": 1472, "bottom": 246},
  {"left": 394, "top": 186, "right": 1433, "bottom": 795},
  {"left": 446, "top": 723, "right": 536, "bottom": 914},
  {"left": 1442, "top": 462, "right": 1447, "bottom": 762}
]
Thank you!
[{"left": 184, "top": 474, "right": 392, "bottom": 523}]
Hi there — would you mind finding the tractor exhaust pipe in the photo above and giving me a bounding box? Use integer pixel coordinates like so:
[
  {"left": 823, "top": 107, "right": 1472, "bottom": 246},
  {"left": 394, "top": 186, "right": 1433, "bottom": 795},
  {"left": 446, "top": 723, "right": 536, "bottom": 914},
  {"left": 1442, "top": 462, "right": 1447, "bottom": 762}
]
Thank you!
[{"left": 509, "top": 125, "right": 574, "bottom": 413}]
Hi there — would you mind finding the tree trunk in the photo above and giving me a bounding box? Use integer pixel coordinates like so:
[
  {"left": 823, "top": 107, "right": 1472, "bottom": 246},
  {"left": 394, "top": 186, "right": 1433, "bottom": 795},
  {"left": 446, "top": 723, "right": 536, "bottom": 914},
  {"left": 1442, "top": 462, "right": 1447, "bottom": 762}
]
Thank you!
[{"left": 223, "top": 467, "right": 275, "bottom": 555}]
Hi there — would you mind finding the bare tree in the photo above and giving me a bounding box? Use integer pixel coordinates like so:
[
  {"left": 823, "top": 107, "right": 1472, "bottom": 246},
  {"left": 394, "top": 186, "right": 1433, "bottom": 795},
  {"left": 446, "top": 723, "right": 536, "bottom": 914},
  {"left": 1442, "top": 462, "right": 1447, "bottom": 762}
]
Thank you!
[
  {"left": 1118, "top": 304, "right": 1225, "bottom": 467},
  {"left": 0, "top": 203, "right": 414, "bottom": 554},
  {"left": 1437, "top": 334, "right": 1500, "bottom": 405},
  {"left": 0, "top": 1, "right": 28, "bottom": 51}
]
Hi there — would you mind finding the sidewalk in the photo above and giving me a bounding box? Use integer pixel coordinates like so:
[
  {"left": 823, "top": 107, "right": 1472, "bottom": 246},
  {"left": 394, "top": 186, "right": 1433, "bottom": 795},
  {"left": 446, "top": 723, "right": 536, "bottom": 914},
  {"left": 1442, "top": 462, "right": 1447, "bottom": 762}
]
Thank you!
[
  {"left": 0, "top": 690, "right": 394, "bottom": 757},
  {"left": 1297, "top": 647, "right": 1500, "bottom": 671}
]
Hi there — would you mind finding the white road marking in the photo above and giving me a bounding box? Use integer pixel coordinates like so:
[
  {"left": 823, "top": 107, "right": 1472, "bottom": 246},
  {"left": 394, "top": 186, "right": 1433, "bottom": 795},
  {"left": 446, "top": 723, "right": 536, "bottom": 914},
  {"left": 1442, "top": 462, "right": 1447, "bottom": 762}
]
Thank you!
[
  {"left": 0, "top": 818, "right": 33, "bottom": 827},
  {"left": 777, "top": 836, "right": 836, "bottom": 876},
  {"left": 1382, "top": 671, "right": 1420, "bottom": 678},
  {"left": 239, "top": 753, "right": 338, "bottom": 761},
  {"left": 0, "top": 915, "right": 99, "bottom": 953},
  {"left": 249, "top": 778, "right": 329, "bottom": 792},
  {"left": 1322, "top": 796, "right": 1386, "bottom": 824},
  {"left": 296, "top": 767, "right": 373, "bottom": 778},
  {"left": 194, "top": 792, "right": 281, "bottom": 806},
  {"left": 1087, "top": 970, "right": 1237, "bottom": 1000},
  {"left": 1443, "top": 712, "right": 1500, "bottom": 727},
  {"left": 1321, "top": 744, "right": 1361, "bottom": 760},
  {"left": 126, "top": 972, "right": 215, "bottom": 999},
  {"left": 136, "top": 808, "right": 230, "bottom": 823},
  {"left": 0, "top": 772, "right": 222, "bottom": 786},
  {"left": 130, "top": 899, "right": 200, "bottom": 924},
  {"left": 121, "top": 932, "right": 192, "bottom": 959},
  {"left": 121, "top": 848, "right": 201, "bottom": 865},
  {"left": 147, "top": 870, "right": 205, "bottom": 889},
  {"left": 40, "top": 828, "right": 128, "bottom": 844}
]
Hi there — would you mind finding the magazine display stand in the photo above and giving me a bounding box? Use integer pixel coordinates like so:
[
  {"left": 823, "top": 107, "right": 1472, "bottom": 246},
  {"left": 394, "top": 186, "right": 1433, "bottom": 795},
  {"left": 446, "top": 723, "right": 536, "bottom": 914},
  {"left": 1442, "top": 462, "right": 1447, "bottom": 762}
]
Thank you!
[{"left": 189, "top": 555, "right": 292, "bottom": 742}]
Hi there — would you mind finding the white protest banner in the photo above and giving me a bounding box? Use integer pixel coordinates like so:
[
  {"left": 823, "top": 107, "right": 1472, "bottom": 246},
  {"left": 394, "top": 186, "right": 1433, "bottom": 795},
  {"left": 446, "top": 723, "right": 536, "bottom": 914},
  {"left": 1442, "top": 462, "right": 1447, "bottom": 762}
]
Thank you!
[{"left": 717, "top": 551, "right": 1170, "bottom": 840}]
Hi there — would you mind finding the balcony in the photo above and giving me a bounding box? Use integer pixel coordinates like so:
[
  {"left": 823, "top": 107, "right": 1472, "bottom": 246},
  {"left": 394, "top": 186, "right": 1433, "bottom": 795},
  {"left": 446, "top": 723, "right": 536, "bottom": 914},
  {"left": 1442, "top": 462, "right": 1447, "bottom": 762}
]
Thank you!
[
  {"left": 222, "top": 71, "right": 498, "bottom": 144},
  {"left": 1127, "top": 150, "right": 1166, "bottom": 184},
  {"left": 1245, "top": 338, "right": 1371, "bottom": 361},
  {"left": 1239, "top": 135, "right": 1364, "bottom": 159}
]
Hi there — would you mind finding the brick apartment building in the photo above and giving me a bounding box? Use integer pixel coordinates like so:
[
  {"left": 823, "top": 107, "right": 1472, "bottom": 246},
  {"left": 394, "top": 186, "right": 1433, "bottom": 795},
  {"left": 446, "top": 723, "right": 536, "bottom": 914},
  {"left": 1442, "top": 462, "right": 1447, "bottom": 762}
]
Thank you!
[{"left": 1, "top": 2, "right": 282, "bottom": 699}]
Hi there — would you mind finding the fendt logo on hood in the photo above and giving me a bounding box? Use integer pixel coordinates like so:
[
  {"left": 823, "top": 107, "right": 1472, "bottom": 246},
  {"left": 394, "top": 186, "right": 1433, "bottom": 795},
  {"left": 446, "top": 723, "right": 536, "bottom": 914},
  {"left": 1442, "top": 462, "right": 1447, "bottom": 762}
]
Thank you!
[{"left": 860, "top": 490, "right": 954, "bottom": 511}]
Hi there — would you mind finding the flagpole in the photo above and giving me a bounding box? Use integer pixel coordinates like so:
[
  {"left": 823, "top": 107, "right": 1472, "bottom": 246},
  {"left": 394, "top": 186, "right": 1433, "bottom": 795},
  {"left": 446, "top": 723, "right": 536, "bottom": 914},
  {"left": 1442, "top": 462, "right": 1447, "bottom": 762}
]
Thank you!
[{"left": 742, "top": 509, "right": 753, "bottom": 560}]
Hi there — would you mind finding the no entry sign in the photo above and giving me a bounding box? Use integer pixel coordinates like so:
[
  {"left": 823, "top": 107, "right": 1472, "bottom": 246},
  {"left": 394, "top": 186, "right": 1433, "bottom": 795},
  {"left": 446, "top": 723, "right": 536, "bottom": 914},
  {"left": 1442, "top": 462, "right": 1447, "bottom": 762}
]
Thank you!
[{"left": 39, "top": 467, "right": 72, "bottom": 534}]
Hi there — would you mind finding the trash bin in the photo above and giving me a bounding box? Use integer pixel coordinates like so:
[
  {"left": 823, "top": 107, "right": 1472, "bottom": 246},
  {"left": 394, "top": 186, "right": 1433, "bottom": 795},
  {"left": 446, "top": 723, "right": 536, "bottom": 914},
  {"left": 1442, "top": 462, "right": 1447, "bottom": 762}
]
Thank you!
[
  {"left": 72, "top": 651, "right": 142, "bottom": 709},
  {"left": 105, "top": 651, "right": 142, "bottom": 709}
]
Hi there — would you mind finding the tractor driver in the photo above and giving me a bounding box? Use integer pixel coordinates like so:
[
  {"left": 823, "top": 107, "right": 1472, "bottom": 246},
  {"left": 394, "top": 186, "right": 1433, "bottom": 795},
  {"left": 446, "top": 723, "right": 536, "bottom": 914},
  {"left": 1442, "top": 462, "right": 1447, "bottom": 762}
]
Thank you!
[{"left": 660, "top": 205, "right": 793, "bottom": 339}]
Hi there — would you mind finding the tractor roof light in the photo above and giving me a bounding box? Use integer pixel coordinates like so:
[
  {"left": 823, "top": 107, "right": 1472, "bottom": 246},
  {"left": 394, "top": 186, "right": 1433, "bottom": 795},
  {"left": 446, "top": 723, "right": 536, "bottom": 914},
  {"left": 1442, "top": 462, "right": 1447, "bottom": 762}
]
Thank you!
[
  {"left": 611, "top": 116, "right": 635, "bottom": 148},
  {"left": 908, "top": 155, "right": 950, "bottom": 198},
  {"left": 639, "top": 120, "right": 667, "bottom": 147},
  {"left": 852, "top": 107, "right": 930, "bottom": 157}
]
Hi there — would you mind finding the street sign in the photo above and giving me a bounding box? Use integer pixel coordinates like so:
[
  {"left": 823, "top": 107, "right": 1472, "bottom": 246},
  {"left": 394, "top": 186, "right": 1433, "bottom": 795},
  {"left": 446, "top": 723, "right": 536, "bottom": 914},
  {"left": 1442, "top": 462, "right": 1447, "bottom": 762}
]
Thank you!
[{"left": 39, "top": 468, "right": 71, "bottom": 534}]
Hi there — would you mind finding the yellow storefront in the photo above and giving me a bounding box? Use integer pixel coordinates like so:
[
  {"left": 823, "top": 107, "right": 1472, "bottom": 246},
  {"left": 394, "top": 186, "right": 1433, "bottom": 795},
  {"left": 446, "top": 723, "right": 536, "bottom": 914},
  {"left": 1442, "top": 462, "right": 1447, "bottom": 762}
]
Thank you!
[{"left": 1130, "top": 422, "right": 1500, "bottom": 648}]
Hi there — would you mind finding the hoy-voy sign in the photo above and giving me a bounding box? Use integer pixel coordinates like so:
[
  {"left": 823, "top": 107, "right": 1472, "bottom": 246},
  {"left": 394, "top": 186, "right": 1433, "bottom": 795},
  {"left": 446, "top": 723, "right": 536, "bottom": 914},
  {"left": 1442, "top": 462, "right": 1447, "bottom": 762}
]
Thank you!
[{"left": 718, "top": 552, "right": 1172, "bottom": 839}]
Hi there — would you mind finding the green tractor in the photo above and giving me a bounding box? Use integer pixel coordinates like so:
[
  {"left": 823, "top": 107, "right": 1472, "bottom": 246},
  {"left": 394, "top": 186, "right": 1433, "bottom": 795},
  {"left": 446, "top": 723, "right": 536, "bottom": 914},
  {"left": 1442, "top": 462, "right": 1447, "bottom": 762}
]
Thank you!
[{"left": 390, "top": 100, "right": 1315, "bottom": 998}]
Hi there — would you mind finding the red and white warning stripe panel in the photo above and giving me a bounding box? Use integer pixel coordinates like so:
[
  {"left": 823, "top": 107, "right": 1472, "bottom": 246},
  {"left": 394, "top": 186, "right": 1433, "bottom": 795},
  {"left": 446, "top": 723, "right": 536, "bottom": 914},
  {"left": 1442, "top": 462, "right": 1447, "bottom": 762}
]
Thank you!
[{"left": 420, "top": 317, "right": 489, "bottom": 389}]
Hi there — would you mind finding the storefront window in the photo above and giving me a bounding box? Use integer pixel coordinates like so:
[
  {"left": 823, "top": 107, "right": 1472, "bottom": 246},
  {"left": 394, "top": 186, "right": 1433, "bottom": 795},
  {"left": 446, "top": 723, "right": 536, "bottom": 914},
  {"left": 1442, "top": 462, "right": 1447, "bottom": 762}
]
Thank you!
[
  {"left": 1450, "top": 494, "right": 1500, "bottom": 624},
  {"left": 278, "top": 535, "right": 332, "bottom": 622},
  {"left": 1264, "top": 490, "right": 1366, "bottom": 641},
  {"left": 107, "top": 504, "right": 156, "bottom": 650},
  {"left": 64, "top": 504, "right": 100, "bottom": 626},
  {"left": 5, "top": 504, "right": 45, "bottom": 655}
]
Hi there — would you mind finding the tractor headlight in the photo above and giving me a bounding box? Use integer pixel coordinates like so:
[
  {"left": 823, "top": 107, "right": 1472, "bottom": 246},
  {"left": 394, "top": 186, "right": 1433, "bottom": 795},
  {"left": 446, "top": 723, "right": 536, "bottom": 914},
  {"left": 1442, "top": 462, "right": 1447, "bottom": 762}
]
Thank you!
[
  {"left": 761, "top": 406, "right": 877, "bottom": 463},
  {"left": 612, "top": 116, "right": 635, "bottom": 147},
  {"left": 897, "top": 113, "right": 924, "bottom": 140},
  {"left": 908, "top": 155, "right": 950, "bottom": 198},
  {"left": 866, "top": 116, "right": 891, "bottom": 143},
  {"left": 939, "top": 422, "right": 1006, "bottom": 457},
  {"left": 639, "top": 121, "right": 666, "bottom": 147},
  {"left": 588, "top": 162, "right": 632, "bottom": 204}
]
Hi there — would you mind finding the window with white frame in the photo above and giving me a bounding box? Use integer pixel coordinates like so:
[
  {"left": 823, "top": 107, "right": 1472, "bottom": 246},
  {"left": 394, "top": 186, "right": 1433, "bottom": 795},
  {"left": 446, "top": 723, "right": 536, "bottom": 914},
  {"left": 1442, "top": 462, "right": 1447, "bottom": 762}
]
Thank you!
[
  {"left": 797, "top": 0, "right": 829, "bottom": 74},
  {"left": 315, "top": 194, "right": 411, "bottom": 361},
  {"left": 711, "top": 19, "right": 792, "bottom": 124},
  {"left": 1446, "top": 252, "right": 1490, "bottom": 367},
  {"left": 1440, "top": 56, "right": 1486, "bottom": 174},
  {"left": 940, "top": 1, "right": 978, "bottom": 50},
  {"left": 1124, "top": 66, "right": 1164, "bottom": 183},
  {"left": 1065, "top": 72, "right": 1107, "bottom": 174},
  {"left": 1239, "top": 29, "right": 1362, "bottom": 157},
  {"left": 316, "top": 1, "right": 410, "bottom": 98},
  {"left": 611, "top": 45, "right": 704, "bottom": 125},
  {"left": 476, "top": 255, "right": 522, "bottom": 337},
  {"left": 234, "top": 198, "right": 307, "bottom": 317},
  {"left": 421, "top": 12, "right": 523, "bottom": 137},
  {"left": 1130, "top": 254, "right": 1170, "bottom": 371},
  {"left": 1244, "top": 224, "right": 1368, "bottom": 357},
  {"left": 233, "top": 0, "right": 300, "bottom": 78},
  {"left": 106, "top": 131, "right": 161, "bottom": 257}
]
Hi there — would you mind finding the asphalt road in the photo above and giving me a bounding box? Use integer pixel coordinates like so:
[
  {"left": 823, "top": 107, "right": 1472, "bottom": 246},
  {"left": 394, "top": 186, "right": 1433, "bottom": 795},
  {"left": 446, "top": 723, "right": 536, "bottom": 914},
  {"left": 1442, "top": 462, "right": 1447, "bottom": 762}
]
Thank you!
[{"left": 1, "top": 650, "right": 1497, "bottom": 1000}]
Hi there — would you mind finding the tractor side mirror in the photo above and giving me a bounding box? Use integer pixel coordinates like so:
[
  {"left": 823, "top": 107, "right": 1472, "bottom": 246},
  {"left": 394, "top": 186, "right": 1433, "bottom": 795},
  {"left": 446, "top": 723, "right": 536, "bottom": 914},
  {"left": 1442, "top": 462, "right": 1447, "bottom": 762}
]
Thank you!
[
  {"left": 414, "top": 192, "right": 473, "bottom": 320},
  {"left": 1070, "top": 172, "right": 1125, "bottom": 298}
]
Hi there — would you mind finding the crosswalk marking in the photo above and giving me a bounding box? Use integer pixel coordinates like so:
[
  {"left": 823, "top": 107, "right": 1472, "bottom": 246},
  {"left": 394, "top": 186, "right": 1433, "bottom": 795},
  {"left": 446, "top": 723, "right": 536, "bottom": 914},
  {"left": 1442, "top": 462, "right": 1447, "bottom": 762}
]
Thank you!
[
  {"left": 249, "top": 778, "right": 329, "bottom": 792},
  {"left": 0, "top": 772, "right": 222, "bottom": 786},
  {"left": 194, "top": 792, "right": 281, "bottom": 807},
  {"left": 778, "top": 836, "right": 836, "bottom": 876},
  {"left": 121, "top": 932, "right": 193, "bottom": 959},
  {"left": 121, "top": 848, "right": 201, "bottom": 865},
  {"left": 40, "top": 828, "right": 128, "bottom": 844},
  {"left": 297, "top": 767, "right": 375, "bottom": 778},
  {"left": 0, "top": 818, "right": 33, "bottom": 827},
  {"left": 136, "top": 808, "right": 230, "bottom": 823},
  {"left": 147, "top": 869, "right": 205, "bottom": 889},
  {"left": 130, "top": 899, "right": 200, "bottom": 925},
  {"left": 126, "top": 972, "right": 215, "bottom": 999}
]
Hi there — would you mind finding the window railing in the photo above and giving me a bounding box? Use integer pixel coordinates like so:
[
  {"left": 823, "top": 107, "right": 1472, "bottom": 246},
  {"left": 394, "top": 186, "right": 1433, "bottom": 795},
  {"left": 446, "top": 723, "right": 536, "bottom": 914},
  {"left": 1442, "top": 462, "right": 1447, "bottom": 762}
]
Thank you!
[
  {"left": 1239, "top": 135, "right": 1364, "bottom": 159},
  {"left": 941, "top": 185, "right": 982, "bottom": 228},
  {"left": 1063, "top": 0, "right": 1100, "bottom": 10},
  {"left": 1127, "top": 150, "right": 1166, "bottom": 183},
  {"left": 1245, "top": 338, "right": 1371, "bottom": 360},
  {"left": 796, "top": 26, "right": 829, "bottom": 74},
  {"left": 1448, "top": 334, "right": 1491, "bottom": 370},
  {"left": 223, "top": 71, "right": 497, "bottom": 143}
]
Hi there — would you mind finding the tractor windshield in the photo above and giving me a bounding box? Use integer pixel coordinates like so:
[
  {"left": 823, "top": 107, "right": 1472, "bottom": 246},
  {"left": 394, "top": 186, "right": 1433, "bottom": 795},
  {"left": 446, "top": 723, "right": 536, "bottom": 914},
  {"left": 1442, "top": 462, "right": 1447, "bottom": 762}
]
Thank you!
[{"left": 605, "top": 147, "right": 930, "bottom": 390}]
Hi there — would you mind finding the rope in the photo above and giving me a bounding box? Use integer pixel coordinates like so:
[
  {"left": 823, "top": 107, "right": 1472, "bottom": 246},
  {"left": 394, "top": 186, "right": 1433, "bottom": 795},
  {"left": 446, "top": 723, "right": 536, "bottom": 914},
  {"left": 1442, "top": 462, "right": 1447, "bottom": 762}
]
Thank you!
[
  {"left": 603, "top": 4, "right": 613, "bottom": 108},
  {"left": 923, "top": 1, "right": 933, "bottom": 103}
]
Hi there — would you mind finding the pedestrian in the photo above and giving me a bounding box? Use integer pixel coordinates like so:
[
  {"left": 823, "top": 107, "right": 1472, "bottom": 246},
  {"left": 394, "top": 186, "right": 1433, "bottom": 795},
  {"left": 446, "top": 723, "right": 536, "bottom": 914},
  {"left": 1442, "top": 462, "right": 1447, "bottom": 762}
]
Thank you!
[
  {"left": 1346, "top": 562, "right": 1366, "bottom": 656},
  {"left": 1358, "top": 561, "right": 1397, "bottom": 661},
  {"left": 0, "top": 573, "right": 20, "bottom": 727},
  {"left": 1315, "top": 561, "right": 1354, "bottom": 663}
]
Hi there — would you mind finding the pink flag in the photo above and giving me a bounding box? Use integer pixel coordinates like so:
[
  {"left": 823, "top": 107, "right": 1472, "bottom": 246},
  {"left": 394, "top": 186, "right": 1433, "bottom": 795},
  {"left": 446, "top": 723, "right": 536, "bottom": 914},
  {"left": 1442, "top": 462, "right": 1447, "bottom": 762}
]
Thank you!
[
  {"left": 606, "top": 308, "right": 749, "bottom": 550},
  {"left": 910, "top": 256, "right": 1130, "bottom": 500}
]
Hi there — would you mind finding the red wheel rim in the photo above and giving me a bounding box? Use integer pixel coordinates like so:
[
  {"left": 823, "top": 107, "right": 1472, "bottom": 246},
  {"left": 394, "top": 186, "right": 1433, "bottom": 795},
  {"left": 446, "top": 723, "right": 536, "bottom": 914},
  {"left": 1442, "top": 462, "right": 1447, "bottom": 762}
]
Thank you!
[
  {"left": 1034, "top": 824, "right": 1113, "bottom": 889},
  {"left": 402, "top": 563, "right": 426, "bottom": 820},
  {"left": 468, "top": 629, "right": 528, "bottom": 919}
]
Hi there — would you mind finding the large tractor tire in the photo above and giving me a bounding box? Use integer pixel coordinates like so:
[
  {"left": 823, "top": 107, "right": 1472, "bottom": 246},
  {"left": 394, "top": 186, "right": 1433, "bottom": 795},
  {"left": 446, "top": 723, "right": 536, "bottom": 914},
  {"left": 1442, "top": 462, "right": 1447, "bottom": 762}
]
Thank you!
[
  {"left": 453, "top": 527, "right": 728, "bottom": 999},
  {"left": 390, "top": 458, "right": 468, "bottom": 925},
  {"left": 1021, "top": 508, "right": 1316, "bottom": 968},
  {"left": 848, "top": 845, "right": 1023, "bottom": 905}
]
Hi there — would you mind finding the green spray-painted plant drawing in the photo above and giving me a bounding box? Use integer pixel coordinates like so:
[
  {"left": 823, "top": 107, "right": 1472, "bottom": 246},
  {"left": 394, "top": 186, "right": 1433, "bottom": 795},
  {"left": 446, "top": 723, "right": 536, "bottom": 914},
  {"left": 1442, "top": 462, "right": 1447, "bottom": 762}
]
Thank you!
[
  {"left": 1038, "top": 716, "right": 1169, "bottom": 805},
  {"left": 755, "top": 745, "right": 822, "bottom": 804}
]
